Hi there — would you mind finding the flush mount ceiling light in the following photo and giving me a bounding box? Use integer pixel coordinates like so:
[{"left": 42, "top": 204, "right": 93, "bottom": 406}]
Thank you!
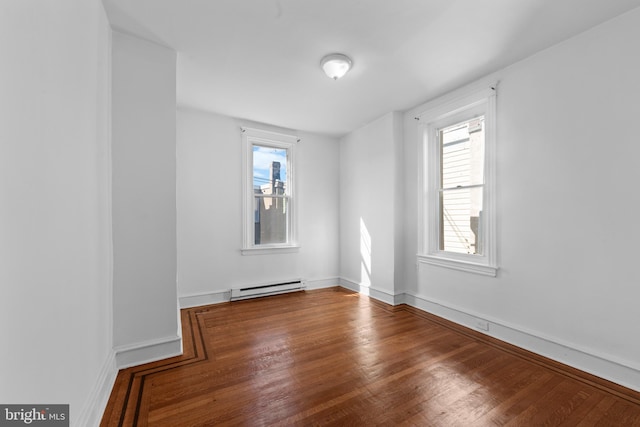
[{"left": 320, "top": 53, "right": 352, "bottom": 80}]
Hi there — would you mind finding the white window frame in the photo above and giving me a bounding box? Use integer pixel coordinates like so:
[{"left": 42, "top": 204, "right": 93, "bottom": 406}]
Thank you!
[
  {"left": 241, "top": 127, "right": 299, "bottom": 255},
  {"left": 416, "top": 84, "right": 498, "bottom": 276}
]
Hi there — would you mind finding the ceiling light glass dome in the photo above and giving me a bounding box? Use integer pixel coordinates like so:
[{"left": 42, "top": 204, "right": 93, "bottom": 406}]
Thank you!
[{"left": 320, "top": 53, "right": 352, "bottom": 80}]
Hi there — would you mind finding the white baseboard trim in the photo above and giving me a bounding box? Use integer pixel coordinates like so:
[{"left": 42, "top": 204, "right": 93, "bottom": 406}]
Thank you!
[
  {"left": 401, "top": 292, "right": 640, "bottom": 392},
  {"left": 115, "top": 335, "right": 182, "bottom": 369},
  {"left": 75, "top": 350, "right": 117, "bottom": 427},
  {"left": 339, "top": 277, "right": 398, "bottom": 306},
  {"left": 179, "top": 289, "right": 230, "bottom": 308},
  {"left": 304, "top": 277, "right": 340, "bottom": 290}
]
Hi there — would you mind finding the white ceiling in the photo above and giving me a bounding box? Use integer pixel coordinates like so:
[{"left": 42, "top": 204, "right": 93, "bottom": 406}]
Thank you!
[{"left": 103, "top": 0, "right": 640, "bottom": 137}]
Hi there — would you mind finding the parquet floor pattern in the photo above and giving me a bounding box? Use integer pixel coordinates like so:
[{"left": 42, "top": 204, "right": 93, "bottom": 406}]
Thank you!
[{"left": 101, "top": 288, "right": 640, "bottom": 426}]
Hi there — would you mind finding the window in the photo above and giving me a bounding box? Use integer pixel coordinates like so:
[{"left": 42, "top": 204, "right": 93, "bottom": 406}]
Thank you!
[
  {"left": 241, "top": 127, "right": 299, "bottom": 254},
  {"left": 417, "top": 84, "right": 497, "bottom": 276},
  {"left": 439, "top": 117, "right": 485, "bottom": 254}
]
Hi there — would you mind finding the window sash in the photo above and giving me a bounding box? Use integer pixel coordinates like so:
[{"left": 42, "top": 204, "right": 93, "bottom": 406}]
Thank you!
[
  {"left": 439, "top": 185, "right": 484, "bottom": 255},
  {"left": 253, "top": 195, "right": 290, "bottom": 245},
  {"left": 437, "top": 115, "right": 485, "bottom": 256},
  {"left": 252, "top": 144, "right": 289, "bottom": 196},
  {"left": 251, "top": 143, "right": 291, "bottom": 247}
]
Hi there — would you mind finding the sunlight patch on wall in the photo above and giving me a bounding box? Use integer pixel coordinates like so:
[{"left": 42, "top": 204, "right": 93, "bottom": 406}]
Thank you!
[{"left": 360, "top": 217, "right": 372, "bottom": 292}]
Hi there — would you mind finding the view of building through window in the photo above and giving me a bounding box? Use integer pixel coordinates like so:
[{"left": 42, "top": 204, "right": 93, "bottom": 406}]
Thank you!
[
  {"left": 439, "top": 116, "right": 485, "bottom": 254},
  {"left": 253, "top": 145, "right": 289, "bottom": 245}
]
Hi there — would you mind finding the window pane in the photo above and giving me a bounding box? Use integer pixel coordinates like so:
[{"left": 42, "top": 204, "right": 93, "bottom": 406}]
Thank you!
[
  {"left": 440, "top": 117, "right": 484, "bottom": 189},
  {"left": 253, "top": 145, "right": 287, "bottom": 195},
  {"left": 254, "top": 196, "right": 288, "bottom": 245},
  {"left": 440, "top": 186, "right": 483, "bottom": 255}
]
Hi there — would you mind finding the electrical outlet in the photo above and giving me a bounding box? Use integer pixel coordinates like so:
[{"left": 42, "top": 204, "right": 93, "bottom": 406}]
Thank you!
[{"left": 475, "top": 319, "right": 489, "bottom": 331}]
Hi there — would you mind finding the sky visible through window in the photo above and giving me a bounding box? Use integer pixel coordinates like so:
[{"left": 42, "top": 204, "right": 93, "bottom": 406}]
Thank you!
[{"left": 253, "top": 145, "right": 287, "bottom": 188}]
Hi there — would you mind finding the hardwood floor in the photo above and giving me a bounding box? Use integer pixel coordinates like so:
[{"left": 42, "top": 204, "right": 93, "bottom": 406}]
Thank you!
[{"left": 101, "top": 288, "right": 640, "bottom": 426}]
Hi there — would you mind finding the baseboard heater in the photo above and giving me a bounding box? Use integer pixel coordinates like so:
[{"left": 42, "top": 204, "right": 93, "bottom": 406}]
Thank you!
[{"left": 230, "top": 279, "right": 305, "bottom": 301}]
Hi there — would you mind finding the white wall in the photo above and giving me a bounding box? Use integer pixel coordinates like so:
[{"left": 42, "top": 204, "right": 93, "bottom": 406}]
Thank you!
[
  {"left": 111, "top": 31, "right": 180, "bottom": 366},
  {"left": 0, "top": 0, "right": 115, "bottom": 425},
  {"left": 339, "top": 112, "right": 403, "bottom": 304},
  {"left": 177, "top": 109, "right": 340, "bottom": 305},
  {"left": 402, "top": 7, "right": 640, "bottom": 390}
]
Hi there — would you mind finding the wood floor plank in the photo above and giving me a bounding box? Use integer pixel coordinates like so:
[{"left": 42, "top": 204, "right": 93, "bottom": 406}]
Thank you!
[{"left": 101, "top": 288, "right": 640, "bottom": 426}]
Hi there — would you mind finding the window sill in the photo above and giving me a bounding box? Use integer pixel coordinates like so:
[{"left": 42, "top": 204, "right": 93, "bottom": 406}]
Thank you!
[
  {"left": 241, "top": 245, "right": 300, "bottom": 256},
  {"left": 417, "top": 254, "right": 498, "bottom": 277}
]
